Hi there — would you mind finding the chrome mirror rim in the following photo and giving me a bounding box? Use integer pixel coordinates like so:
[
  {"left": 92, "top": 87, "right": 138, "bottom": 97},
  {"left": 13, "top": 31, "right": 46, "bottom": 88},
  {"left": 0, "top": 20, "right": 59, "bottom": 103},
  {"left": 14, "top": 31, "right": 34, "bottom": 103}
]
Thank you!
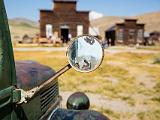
[{"left": 66, "top": 35, "right": 104, "bottom": 73}]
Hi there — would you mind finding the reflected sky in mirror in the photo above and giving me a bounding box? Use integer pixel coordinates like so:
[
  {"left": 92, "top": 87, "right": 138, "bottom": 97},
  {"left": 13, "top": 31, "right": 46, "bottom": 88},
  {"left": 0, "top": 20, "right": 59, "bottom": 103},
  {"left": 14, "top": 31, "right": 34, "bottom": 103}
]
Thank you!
[{"left": 77, "top": 36, "right": 103, "bottom": 59}]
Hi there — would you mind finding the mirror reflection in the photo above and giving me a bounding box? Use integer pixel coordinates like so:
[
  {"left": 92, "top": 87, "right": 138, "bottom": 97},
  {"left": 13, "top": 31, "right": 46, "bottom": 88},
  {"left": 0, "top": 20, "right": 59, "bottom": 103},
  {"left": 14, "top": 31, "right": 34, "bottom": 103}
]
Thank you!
[{"left": 67, "top": 35, "right": 104, "bottom": 72}]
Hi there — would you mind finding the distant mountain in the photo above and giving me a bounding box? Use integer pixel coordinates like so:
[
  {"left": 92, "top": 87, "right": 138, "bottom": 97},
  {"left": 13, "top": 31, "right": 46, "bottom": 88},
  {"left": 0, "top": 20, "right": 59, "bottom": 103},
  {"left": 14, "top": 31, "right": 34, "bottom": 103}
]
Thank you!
[
  {"left": 91, "top": 11, "right": 160, "bottom": 39},
  {"left": 8, "top": 18, "right": 39, "bottom": 41},
  {"left": 9, "top": 17, "right": 39, "bottom": 28},
  {"left": 135, "top": 12, "right": 160, "bottom": 33},
  {"left": 91, "top": 16, "right": 123, "bottom": 38}
]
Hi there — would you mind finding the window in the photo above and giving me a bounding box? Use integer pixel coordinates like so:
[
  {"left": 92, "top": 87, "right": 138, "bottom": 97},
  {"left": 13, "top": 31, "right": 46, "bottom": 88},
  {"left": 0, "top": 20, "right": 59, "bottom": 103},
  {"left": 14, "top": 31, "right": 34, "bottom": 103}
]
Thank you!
[
  {"left": 129, "top": 29, "right": 135, "bottom": 41},
  {"left": 46, "top": 24, "right": 53, "bottom": 38},
  {"left": 138, "top": 29, "right": 143, "bottom": 39},
  {"left": 77, "top": 25, "right": 83, "bottom": 36},
  {"left": 117, "top": 29, "right": 124, "bottom": 41}
]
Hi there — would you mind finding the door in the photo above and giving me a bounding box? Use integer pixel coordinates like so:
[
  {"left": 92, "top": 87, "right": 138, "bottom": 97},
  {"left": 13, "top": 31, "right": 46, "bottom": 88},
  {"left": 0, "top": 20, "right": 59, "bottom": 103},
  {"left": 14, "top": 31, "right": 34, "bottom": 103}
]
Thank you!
[{"left": 61, "top": 28, "right": 69, "bottom": 43}]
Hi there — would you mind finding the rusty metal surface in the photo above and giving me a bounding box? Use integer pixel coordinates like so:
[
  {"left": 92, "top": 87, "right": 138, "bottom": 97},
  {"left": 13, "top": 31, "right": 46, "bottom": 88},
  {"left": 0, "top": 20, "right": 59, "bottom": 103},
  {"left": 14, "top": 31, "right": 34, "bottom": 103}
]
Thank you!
[
  {"left": 15, "top": 60, "right": 55, "bottom": 91},
  {"left": 50, "top": 108, "right": 110, "bottom": 120}
]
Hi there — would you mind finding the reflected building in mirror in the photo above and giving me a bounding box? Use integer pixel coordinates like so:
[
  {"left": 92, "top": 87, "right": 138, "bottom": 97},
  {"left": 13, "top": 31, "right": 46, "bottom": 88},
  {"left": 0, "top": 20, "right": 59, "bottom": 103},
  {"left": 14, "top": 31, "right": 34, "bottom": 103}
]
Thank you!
[{"left": 70, "top": 39, "right": 78, "bottom": 64}]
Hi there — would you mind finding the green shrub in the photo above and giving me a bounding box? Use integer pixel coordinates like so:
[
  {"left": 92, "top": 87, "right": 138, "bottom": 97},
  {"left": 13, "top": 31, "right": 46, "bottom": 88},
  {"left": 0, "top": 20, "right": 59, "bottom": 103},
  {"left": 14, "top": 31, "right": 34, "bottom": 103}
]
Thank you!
[{"left": 153, "top": 58, "right": 160, "bottom": 64}]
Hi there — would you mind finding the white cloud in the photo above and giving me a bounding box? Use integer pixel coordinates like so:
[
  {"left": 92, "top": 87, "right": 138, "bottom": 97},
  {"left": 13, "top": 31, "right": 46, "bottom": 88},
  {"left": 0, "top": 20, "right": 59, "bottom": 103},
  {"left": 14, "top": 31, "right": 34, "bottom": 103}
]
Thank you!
[{"left": 89, "top": 11, "right": 104, "bottom": 20}]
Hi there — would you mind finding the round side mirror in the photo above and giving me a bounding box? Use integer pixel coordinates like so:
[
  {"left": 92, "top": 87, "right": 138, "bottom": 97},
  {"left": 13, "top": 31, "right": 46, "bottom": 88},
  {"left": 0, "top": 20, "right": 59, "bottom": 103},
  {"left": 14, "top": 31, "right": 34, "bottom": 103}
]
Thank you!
[{"left": 67, "top": 35, "right": 104, "bottom": 72}]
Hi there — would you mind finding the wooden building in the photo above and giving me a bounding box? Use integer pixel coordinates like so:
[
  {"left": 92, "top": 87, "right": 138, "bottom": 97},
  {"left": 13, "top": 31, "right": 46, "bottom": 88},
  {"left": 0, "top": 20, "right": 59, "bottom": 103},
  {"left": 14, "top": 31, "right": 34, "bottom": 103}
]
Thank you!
[
  {"left": 105, "top": 19, "right": 145, "bottom": 45},
  {"left": 40, "top": 0, "right": 89, "bottom": 43}
]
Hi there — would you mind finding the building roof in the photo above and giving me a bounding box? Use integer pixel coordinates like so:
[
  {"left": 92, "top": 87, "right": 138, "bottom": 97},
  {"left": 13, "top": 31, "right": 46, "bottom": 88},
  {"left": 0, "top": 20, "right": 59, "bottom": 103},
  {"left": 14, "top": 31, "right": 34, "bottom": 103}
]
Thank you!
[
  {"left": 125, "top": 18, "right": 137, "bottom": 21},
  {"left": 137, "top": 23, "right": 145, "bottom": 26},
  {"left": 116, "top": 23, "right": 125, "bottom": 26},
  {"left": 77, "top": 11, "right": 90, "bottom": 14},
  {"left": 53, "top": 0, "right": 77, "bottom": 3},
  {"left": 105, "top": 25, "right": 116, "bottom": 32},
  {"left": 40, "top": 9, "right": 52, "bottom": 12}
]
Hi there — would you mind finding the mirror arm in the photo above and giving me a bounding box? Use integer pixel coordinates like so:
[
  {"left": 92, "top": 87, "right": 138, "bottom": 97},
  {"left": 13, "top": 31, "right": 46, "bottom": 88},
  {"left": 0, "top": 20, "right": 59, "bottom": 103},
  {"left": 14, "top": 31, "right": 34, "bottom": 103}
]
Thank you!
[
  {"left": 19, "top": 64, "right": 72, "bottom": 102},
  {"left": 51, "top": 64, "right": 72, "bottom": 80},
  {"left": 40, "top": 64, "right": 72, "bottom": 89}
]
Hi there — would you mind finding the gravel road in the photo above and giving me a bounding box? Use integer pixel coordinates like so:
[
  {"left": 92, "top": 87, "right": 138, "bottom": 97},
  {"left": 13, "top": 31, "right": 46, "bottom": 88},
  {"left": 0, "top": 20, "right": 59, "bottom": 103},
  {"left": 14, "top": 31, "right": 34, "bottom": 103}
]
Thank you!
[{"left": 14, "top": 47, "right": 159, "bottom": 54}]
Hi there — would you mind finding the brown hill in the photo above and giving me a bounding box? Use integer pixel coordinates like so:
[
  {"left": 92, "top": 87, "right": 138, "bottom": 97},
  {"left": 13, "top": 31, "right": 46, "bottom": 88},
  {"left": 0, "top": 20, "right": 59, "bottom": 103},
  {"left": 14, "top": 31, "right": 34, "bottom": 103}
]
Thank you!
[
  {"left": 9, "top": 18, "right": 39, "bottom": 42},
  {"left": 91, "top": 12, "right": 160, "bottom": 39},
  {"left": 90, "top": 16, "right": 123, "bottom": 39},
  {"left": 135, "top": 12, "right": 160, "bottom": 32}
]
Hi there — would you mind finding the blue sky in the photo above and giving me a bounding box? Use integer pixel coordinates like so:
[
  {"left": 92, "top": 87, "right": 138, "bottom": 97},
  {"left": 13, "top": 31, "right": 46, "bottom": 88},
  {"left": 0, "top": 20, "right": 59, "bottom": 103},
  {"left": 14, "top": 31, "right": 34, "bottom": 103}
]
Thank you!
[{"left": 4, "top": 0, "right": 160, "bottom": 21}]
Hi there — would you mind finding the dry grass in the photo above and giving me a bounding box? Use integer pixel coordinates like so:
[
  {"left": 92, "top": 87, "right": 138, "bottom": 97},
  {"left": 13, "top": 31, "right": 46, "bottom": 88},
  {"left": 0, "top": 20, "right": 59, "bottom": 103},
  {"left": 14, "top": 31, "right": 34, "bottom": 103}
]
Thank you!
[{"left": 14, "top": 49, "right": 160, "bottom": 120}]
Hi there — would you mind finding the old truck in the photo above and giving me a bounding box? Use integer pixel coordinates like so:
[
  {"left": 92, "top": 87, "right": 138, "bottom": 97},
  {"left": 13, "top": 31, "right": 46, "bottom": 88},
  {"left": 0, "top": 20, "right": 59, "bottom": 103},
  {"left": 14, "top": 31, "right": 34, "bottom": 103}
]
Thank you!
[{"left": 0, "top": 0, "right": 109, "bottom": 119}]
